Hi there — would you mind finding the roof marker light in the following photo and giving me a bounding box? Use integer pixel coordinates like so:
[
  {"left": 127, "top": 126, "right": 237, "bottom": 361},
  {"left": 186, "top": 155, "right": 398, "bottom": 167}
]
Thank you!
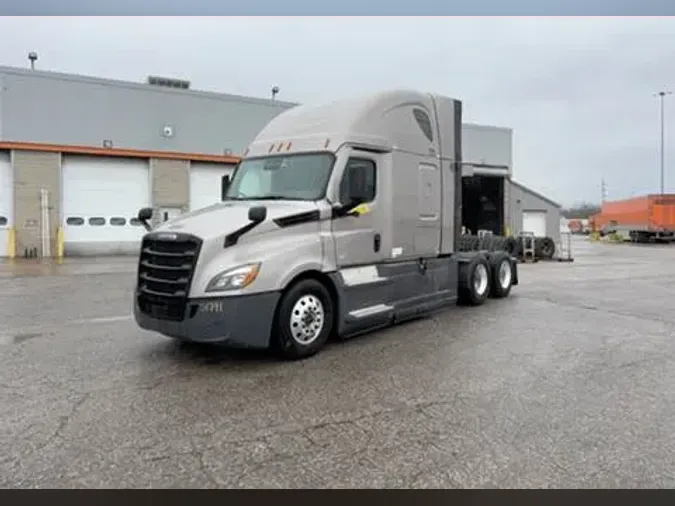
[
  {"left": 268, "top": 144, "right": 275, "bottom": 153},
  {"left": 324, "top": 138, "right": 331, "bottom": 148},
  {"left": 277, "top": 142, "right": 284, "bottom": 152},
  {"left": 286, "top": 141, "right": 293, "bottom": 151}
]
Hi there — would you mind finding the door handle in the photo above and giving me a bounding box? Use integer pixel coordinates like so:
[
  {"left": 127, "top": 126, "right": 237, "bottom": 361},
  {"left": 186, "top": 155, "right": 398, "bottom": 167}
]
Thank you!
[{"left": 373, "top": 233, "right": 381, "bottom": 252}]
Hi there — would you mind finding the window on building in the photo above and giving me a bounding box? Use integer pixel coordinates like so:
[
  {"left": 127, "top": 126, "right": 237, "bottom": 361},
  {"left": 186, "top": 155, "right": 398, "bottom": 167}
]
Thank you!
[
  {"left": 110, "top": 217, "right": 126, "bottom": 226},
  {"left": 339, "top": 158, "right": 377, "bottom": 204},
  {"left": 89, "top": 217, "right": 106, "bottom": 226},
  {"left": 0, "top": 216, "right": 7, "bottom": 226},
  {"left": 412, "top": 108, "right": 434, "bottom": 142},
  {"left": 66, "top": 217, "right": 85, "bottom": 226}
]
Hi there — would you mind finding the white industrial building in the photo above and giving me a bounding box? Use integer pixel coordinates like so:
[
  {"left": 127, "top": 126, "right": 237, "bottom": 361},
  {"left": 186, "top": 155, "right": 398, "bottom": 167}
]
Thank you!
[{"left": 0, "top": 65, "right": 561, "bottom": 258}]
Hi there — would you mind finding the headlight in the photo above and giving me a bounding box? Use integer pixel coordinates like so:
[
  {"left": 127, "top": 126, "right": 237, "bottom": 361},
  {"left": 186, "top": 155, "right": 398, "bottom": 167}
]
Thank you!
[{"left": 205, "top": 263, "right": 261, "bottom": 292}]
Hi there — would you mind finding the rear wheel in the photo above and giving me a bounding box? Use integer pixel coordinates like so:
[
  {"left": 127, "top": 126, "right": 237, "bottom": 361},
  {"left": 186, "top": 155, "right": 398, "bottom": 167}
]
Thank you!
[
  {"left": 272, "top": 279, "right": 334, "bottom": 360},
  {"left": 458, "top": 255, "right": 491, "bottom": 306},
  {"left": 489, "top": 253, "right": 514, "bottom": 299}
]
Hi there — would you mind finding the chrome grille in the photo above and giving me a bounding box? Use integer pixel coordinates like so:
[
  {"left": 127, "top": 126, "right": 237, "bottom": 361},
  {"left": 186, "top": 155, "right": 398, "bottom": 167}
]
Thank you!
[{"left": 136, "top": 233, "right": 202, "bottom": 321}]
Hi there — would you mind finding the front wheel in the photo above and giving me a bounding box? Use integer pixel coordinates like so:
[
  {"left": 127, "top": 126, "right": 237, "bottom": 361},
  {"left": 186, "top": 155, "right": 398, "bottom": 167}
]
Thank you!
[{"left": 272, "top": 279, "right": 334, "bottom": 360}]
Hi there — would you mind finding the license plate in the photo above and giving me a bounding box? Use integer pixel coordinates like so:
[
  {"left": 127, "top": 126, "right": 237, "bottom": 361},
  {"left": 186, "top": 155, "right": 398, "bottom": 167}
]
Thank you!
[{"left": 149, "top": 304, "right": 169, "bottom": 319}]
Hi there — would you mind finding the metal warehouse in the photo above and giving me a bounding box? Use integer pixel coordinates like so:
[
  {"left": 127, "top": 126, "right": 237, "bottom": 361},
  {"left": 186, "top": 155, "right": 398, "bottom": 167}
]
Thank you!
[{"left": 0, "top": 65, "right": 560, "bottom": 258}]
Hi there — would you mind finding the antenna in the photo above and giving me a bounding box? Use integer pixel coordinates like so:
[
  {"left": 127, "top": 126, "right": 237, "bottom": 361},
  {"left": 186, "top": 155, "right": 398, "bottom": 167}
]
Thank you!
[{"left": 28, "top": 51, "right": 38, "bottom": 70}]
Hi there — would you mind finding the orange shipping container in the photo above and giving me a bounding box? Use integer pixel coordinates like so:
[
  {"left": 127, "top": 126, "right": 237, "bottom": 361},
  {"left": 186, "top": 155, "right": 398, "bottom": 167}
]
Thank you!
[{"left": 594, "top": 194, "right": 675, "bottom": 233}]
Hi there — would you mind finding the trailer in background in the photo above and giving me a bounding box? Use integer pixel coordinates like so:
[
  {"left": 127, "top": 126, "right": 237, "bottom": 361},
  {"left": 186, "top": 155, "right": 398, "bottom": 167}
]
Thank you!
[{"left": 591, "top": 194, "right": 675, "bottom": 243}]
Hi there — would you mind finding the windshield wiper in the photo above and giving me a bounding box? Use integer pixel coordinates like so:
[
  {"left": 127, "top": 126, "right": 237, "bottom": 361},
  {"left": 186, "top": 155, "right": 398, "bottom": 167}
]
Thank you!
[{"left": 254, "top": 195, "right": 299, "bottom": 201}]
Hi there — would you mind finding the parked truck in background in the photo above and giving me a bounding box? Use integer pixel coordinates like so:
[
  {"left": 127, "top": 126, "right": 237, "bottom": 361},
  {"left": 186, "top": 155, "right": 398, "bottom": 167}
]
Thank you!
[
  {"left": 591, "top": 194, "right": 675, "bottom": 242},
  {"left": 132, "top": 89, "right": 519, "bottom": 360}
]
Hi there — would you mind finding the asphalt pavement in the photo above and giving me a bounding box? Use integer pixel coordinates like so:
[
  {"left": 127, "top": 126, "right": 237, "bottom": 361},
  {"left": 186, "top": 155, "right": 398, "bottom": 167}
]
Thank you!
[{"left": 2, "top": 237, "right": 675, "bottom": 488}]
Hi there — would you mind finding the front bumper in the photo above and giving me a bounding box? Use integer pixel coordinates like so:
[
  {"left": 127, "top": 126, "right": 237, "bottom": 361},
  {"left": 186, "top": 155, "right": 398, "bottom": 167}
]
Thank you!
[{"left": 133, "top": 291, "right": 281, "bottom": 349}]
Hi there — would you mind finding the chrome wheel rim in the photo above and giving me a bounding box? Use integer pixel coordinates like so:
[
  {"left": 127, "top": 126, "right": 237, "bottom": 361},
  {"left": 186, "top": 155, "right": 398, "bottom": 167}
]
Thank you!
[
  {"left": 290, "top": 294, "right": 325, "bottom": 345},
  {"left": 498, "top": 260, "right": 512, "bottom": 289},
  {"left": 473, "top": 264, "right": 489, "bottom": 296}
]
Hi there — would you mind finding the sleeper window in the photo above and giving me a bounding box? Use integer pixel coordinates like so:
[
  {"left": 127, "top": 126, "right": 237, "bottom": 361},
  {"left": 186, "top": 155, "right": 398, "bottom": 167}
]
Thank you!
[{"left": 413, "top": 108, "right": 434, "bottom": 142}]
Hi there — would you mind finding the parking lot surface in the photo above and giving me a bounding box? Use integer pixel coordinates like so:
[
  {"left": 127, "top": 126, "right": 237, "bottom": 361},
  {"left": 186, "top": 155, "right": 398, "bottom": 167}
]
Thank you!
[{"left": 2, "top": 237, "right": 675, "bottom": 488}]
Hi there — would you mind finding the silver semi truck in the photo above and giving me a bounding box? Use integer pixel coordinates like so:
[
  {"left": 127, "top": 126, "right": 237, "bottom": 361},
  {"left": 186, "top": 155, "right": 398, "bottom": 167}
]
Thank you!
[{"left": 133, "top": 89, "right": 518, "bottom": 359}]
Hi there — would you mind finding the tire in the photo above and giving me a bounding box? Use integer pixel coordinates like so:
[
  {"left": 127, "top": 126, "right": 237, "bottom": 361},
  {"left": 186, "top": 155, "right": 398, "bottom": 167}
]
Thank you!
[
  {"left": 504, "top": 237, "right": 518, "bottom": 256},
  {"left": 457, "top": 235, "right": 470, "bottom": 252},
  {"left": 272, "top": 279, "right": 334, "bottom": 360},
  {"left": 458, "top": 254, "right": 491, "bottom": 306},
  {"left": 534, "top": 237, "right": 543, "bottom": 257},
  {"left": 539, "top": 237, "right": 555, "bottom": 259},
  {"left": 489, "top": 253, "right": 514, "bottom": 299}
]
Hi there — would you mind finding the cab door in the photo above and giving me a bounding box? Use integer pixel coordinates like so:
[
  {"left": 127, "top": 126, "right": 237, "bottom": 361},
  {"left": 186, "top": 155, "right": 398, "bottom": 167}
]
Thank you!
[{"left": 330, "top": 153, "right": 385, "bottom": 268}]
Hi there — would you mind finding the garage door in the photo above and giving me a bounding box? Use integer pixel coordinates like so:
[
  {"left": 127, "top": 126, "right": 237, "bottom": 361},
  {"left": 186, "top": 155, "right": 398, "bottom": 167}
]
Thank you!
[
  {"left": 0, "top": 152, "right": 13, "bottom": 258},
  {"left": 522, "top": 210, "right": 547, "bottom": 237},
  {"left": 189, "top": 162, "right": 236, "bottom": 211},
  {"left": 62, "top": 156, "right": 150, "bottom": 256}
]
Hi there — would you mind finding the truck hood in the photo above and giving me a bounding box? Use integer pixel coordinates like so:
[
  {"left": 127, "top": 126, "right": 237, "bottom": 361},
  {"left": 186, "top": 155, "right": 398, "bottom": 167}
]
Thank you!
[{"left": 151, "top": 200, "right": 320, "bottom": 240}]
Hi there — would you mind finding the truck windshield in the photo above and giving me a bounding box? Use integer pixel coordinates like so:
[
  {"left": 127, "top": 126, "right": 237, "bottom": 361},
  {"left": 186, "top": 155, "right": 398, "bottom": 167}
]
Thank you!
[{"left": 225, "top": 153, "right": 335, "bottom": 201}]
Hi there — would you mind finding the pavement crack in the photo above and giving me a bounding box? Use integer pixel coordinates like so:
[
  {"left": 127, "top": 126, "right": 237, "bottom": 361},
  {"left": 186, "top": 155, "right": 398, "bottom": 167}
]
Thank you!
[
  {"left": 188, "top": 439, "right": 220, "bottom": 488},
  {"left": 25, "top": 392, "right": 91, "bottom": 457},
  {"left": 518, "top": 293, "right": 675, "bottom": 327}
]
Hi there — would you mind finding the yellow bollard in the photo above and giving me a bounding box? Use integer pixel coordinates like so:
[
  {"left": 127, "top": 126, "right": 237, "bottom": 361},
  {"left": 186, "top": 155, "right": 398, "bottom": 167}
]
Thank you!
[{"left": 56, "top": 226, "right": 65, "bottom": 261}]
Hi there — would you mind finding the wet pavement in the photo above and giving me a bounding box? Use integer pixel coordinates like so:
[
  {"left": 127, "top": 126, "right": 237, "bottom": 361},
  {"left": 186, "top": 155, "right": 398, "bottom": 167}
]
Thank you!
[{"left": 2, "top": 237, "right": 675, "bottom": 488}]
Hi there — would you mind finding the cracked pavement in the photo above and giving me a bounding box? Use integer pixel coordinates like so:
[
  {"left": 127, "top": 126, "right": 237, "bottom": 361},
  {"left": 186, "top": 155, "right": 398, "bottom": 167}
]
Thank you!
[{"left": 2, "top": 237, "right": 675, "bottom": 488}]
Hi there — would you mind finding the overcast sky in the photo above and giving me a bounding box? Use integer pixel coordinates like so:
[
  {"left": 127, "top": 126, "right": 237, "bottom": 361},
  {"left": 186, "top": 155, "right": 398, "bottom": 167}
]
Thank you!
[{"left": 1, "top": 16, "right": 674, "bottom": 206}]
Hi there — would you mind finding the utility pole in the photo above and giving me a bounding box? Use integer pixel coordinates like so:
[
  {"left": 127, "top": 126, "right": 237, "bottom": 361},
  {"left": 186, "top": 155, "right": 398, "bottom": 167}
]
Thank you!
[
  {"left": 601, "top": 177, "right": 607, "bottom": 204},
  {"left": 655, "top": 90, "right": 672, "bottom": 195}
]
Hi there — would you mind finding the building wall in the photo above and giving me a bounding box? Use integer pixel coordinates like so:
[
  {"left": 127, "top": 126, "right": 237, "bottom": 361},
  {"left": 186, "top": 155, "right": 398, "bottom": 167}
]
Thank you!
[
  {"left": 507, "top": 179, "right": 561, "bottom": 240},
  {"left": 4, "top": 146, "right": 237, "bottom": 258},
  {"left": 0, "top": 66, "right": 296, "bottom": 156},
  {"left": 462, "top": 124, "right": 512, "bottom": 175},
  {"left": 12, "top": 150, "right": 61, "bottom": 256},
  {"left": 0, "top": 66, "right": 516, "bottom": 171},
  {"left": 151, "top": 158, "right": 190, "bottom": 226}
]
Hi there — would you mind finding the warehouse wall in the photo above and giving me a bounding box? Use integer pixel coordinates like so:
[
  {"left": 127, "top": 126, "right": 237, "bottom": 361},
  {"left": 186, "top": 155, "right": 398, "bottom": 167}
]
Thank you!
[
  {"left": 0, "top": 66, "right": 517, "bottom": 171},
  {"left": 508, "top": 179, "right": 561, "bottom": 240},
  {"left": 151, "top": 158, "right": 190, "bottom": 226},
  {"left": 3, "top": 147, "right": 236, "bottom": 258},
  {"left": 12, "top": 150, "right": 61, "bottom": 257},
  {"left": 0, "top": 66, "right": 296, "bottom": 156},
  {"left": 462, "top": 124, "right": 513, "bottom": 176}
]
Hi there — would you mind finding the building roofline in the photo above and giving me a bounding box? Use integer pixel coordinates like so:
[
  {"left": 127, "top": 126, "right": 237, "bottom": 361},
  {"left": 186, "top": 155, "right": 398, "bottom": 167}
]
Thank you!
[
  {"left": 462, "top": 122, "right": 513, "bottom": 133},
  {"left": 0, "top": 141, "right": 241, "bottom": 164},
  {"left": 510, "top": 179, "right": 562, "bottom": 208},
  {"left": 0, "top": 65, "right": 299, "bottom": 109}
]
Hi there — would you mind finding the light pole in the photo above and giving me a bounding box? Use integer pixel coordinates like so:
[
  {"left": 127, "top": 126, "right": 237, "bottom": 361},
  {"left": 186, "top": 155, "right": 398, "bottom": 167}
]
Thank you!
[{"left": 655, "top": 90, "right": 672, "bottom": 195}]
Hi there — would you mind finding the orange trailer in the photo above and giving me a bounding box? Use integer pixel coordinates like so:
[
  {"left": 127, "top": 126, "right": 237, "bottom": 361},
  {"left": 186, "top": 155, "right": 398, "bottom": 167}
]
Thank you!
[{"left": 592, "top": 194, "right": 675, "bottom": 242}]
